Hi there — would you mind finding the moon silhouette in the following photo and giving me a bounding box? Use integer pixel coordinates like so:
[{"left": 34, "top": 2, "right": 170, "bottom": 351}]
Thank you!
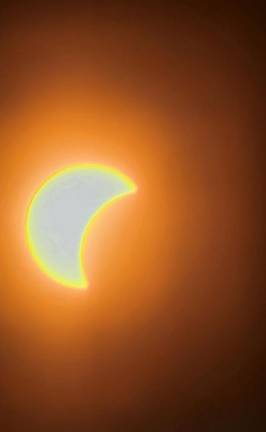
[{"left": 26, "top": 164, "right": 137, "bottom": 289}]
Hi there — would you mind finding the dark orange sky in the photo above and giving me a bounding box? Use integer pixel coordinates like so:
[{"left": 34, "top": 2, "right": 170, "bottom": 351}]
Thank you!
[{"left": 1, "top": 2, "right": 265, "bottom": 431}]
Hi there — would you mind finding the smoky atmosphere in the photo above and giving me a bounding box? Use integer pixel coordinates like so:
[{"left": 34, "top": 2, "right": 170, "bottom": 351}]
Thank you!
[{"left": 0, "top": 2, "right": 265, "bottom": 431}]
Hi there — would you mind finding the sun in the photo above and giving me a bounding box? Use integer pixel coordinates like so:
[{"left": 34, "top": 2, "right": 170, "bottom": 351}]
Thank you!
[{"left": 26, "top": 163, "right": 137, "bottom": 289}]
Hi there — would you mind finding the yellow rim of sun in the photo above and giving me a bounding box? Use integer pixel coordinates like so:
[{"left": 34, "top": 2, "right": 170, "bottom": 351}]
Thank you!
[{"left": 25, "top": 163, "right": 137, "bottom": 289}]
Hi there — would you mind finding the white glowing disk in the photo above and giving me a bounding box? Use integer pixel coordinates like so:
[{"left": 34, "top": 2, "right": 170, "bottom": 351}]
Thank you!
[{"left": 26, "top": 164, "right": 137, "bottom": 289}]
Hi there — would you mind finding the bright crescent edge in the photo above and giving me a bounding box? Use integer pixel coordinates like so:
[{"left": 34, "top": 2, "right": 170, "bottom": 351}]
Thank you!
[{"left": 25, "top": 163, "right": 137, "bottom": 290}]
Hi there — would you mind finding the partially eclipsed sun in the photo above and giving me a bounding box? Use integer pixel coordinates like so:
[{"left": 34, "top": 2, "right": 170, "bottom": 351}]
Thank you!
[{"left": 26, "top": 164, "right": 137, "bottom": 289}]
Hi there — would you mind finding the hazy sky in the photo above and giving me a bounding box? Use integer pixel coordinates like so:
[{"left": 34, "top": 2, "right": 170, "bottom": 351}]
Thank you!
[{"left": 0, "top": 2, "right": 265, "bottom": 431}]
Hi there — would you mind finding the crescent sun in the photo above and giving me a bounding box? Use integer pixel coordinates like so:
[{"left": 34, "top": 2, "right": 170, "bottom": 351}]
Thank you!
[{"left": 26, "top": 164, "right": 137, "bottom": 289}]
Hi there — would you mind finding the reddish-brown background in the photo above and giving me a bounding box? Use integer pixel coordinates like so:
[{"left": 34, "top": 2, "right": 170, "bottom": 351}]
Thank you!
[{"left": 0, "top": 2, "right": 265, "bottom": 431}]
